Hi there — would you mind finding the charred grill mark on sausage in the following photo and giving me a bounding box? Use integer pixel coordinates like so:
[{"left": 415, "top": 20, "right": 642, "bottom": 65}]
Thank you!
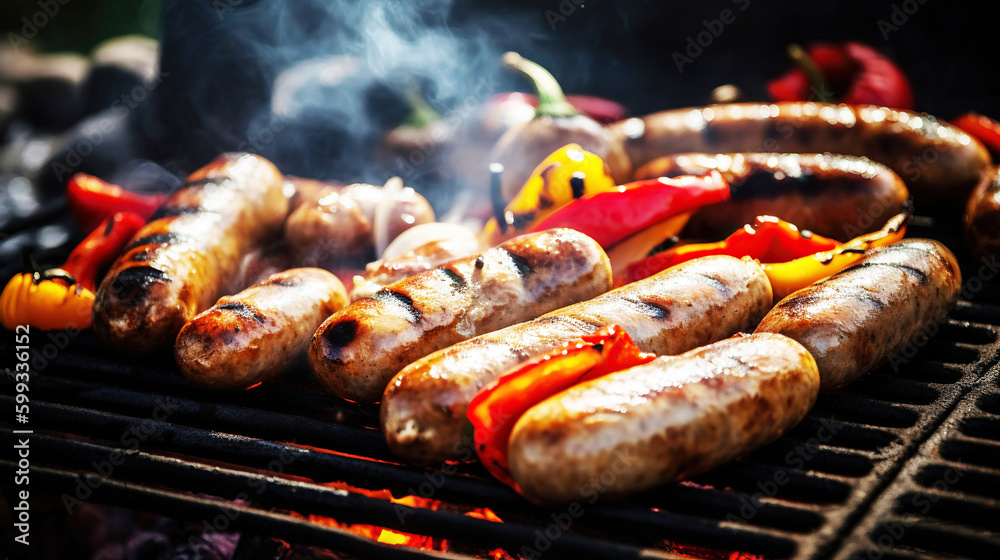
[
  {"left": 216, "top": 301, "right": 267, "bottom": 324},
  {"left": 372, "top": 289, "right": 422, "bottom": 323}
]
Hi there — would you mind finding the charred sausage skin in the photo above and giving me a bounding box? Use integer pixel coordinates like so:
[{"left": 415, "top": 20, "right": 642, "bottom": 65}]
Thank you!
[
  {"left": 381, "top": 255, "right": 772, "bottom": 466},
  {"left": 611, "top": 103, "right": 989, "bottom": 207},
  {"left": 964, "top": 166, "right": 1000, "bottom": 260},
  {"left": 310, "top": 228, "right": 612, "bottom": 404},
  {"left": 756, "top": 238, "right": 961, "bottom": 390},
  {"left": 92, "top": 153, "right": 288, "bottom": 354},
  {"left": 350, "top": 237, "right": 486, "bottom": 301},
  {"left": 175, "top": 268, "right": 348, "bottom": 390},
  {"left": 634, "top": 153, "right": 910, "bottom": 241},
  {"left": 508, "top": 333, "right": 819, "bottom": 506}
]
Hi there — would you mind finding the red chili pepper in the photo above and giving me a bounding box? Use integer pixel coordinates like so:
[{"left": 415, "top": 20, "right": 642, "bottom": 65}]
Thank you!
[
  {"left": 67, "top": 173, "right": 167, "bottom": 232},
  {"left": 61, "top": 211, "right": 146, "bottom": 291},
  {"left": 625, "top": 215, "right": 840, "bottom": 283},
  {"left": 528, "top": 171, "right": 730, "bottom": 249},
  {"left": 768, "top": 42, "right": 914, "bottom": 110},
  {"left": 489, "top": 92, "right": 627, "bottom": 124},
  {"left": 467, "top": 325, "right": 654, "bottom": 489},
  {"left": 950, "top": 112, "right": 1000, "bottom": 157}
]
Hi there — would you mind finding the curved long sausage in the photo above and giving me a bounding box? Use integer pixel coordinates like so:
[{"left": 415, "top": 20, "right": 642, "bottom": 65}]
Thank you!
[
  {"left": 92, "top": 153, "right": 288, "bottom": 354},
  {"left": 964, "top": 165, "right": 1000, "bottom": 260},
  {"left": 610, "top": 103, "right": 990, "bottom": 207},
  {"left": 175, "top": 268, "right": 348, "bottom": 390},
  {"left": 310, "top": 228, "right": 612, "bottom": 404},
  {"left": 634, "top": 152, "right": 910, "bottom": 241},
  {"left": 755, "top": 238, "right": 961, "bottom": 390},
  {"left": 381, "top": 255, "right": 772, "bottom": 466},
  {"left": 508, "top": 332, "right": 819, "bottom": 506}
]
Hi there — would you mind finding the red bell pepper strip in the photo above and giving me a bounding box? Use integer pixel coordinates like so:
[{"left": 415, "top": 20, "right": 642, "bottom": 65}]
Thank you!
[
  {"left": 67, "top": 173, "right": 167, "bottom": 232},
  {"left": 625, "top": 215, "right": 840, "bottom": 283},
  {"left": 60, "top": 211, "right": 146, "bottom": 292},
  {"left": 950, "top": 112, "right": 1000, "bottom": 156},
  {"left": 528, "top": 171, "right": 730, "bottom": 249},
  {"left": 768, "top": 42, "right": 914, "bottom": 110},
  {"left": 468, "top": 325, "right": 655, "bottom": 489}
]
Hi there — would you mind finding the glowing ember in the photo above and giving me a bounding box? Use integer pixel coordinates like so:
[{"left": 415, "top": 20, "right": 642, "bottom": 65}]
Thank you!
[{"left": 286, "top": 478, "right": 507, "bottom": 555}]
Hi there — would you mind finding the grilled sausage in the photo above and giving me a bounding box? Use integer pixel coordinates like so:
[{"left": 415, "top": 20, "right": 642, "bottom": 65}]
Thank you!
[
  {"left": 175, "top": 268, "right": 348, "bottom": 390},
  {"left": 350, "top": 237, "right": 486, "bottom": 300},
  {"left": 609, "top": 103, "right": 990, "bottom": 207},
  {"left": 508, "top": 332, "right": 819, "bottom": 506},
  {"left": 964, "top": 166, "right": 1000, "bottom": 260},
  {"left": 381, "top": 255, "right": 772, "bottom": 466},
  {"left": 92, "top": 153, "right": 287, "bottom": 354},
  {"left": 755, "top": 238, "right": 962, "bottom": 390},
  {"left": 310, "top": 228, "right": 612, "bottom": 404},
  {"left": 634, "top": 153, "right": 910, "bottom": 241},
  {"left": 284, "top": 181, "right": 435, "bottom": 267}
]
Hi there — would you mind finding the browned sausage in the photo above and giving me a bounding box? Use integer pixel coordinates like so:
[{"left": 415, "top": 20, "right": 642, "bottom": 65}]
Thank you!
[
  {"left": 175, "top": 268, "right": 348, "bottom": 390},
  {"left": 283, "top": 181, "right": 435, "bottom": 267},
  {"left": 92, "top": 153, "right": 288, "bottom": 354},
  {"left": 634, "top": 153, "right": 910, "bottom": 241},
  {"left": 964, "top": 165, "right": 1000, "bottom": 260},
  {"left": 381, "top": 255, "right": 772, "bottom": 466},
  {"left": 508, "top": 332, "right": 820, "bottom": 506},
  {"left": 609, "top": 103, "right": 990, "bottom": 207},
  {"left": 350, "top": 237, "right": 486, "bottom": 300},
  {"left": 755, "top": 238, "right": 961, "bottom": 390},
  {"left": 310, "top": 228, "right": 612, "bottom": 404}
]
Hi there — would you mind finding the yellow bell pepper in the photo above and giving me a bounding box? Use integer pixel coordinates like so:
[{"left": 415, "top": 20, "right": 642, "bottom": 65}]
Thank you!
[
  {"left": 764, "top": 213, "right": 910, "bottom": 301},
  {"left": 482, "top": 143, "right": 616, "bottom": 243},
  {"left": 0, "top": 273, "right": 95, "bottom": 331}
]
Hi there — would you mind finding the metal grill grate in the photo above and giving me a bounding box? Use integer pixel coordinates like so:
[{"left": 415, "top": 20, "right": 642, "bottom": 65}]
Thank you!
[{"left": 2, "top": 216, "right": 1000, "bottom": 559}]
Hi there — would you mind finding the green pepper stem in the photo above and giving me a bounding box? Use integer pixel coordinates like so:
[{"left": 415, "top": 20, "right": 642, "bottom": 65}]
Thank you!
[
  {"left": 502, "top": 52, "right": 578, "bottom": 118},
  {"left": 404, "top": 88, "right": 442, "bottom": 128},
  {"left": 787, "top": 44, "right": 832, "bottom": 103}
]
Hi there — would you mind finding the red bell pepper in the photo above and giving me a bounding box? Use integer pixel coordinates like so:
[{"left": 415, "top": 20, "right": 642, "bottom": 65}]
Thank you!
[
  {"left": 67, "top": 173, "right": 167, "bottom": 232},
  {"left": 60, "top": 211, "right": 146, "bottom": 291},
  {"left": 950, "top": 112, "right": 1000, "bottom": 157},
  {"left": 467, "top": 325, "right": 654, "bottom": 489},
  {"left": 625, "top": 215, "right": 840, "bottom": 283},
  {"left": 528, "top": 171, "right": 730, "bottom": 249},
  {"left": 768, "top": 42, "right": 914, "bottom": 110},
  {"left": 0, "top": 211, "right": 145, "bottom": 331}
]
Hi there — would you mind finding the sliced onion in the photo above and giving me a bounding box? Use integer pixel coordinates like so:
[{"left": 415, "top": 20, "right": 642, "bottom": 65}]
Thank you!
[
  {"left": 381, "top": 222, "right": 480, "bottom": 261},
  {"left": 372, "top": 176, "right": 405, "bottom": 258}
]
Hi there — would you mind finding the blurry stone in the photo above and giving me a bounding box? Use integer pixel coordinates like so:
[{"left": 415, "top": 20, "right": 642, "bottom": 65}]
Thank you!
[
  {"left": 0, "top": 84, "right": 17, "bottom": 139},
  {"left": 35, "top": 108, "right": 147, "bottom": 195},
  {"left": 0, "top": 49, "right": 89, "bottom": 131},
  {"left": 85, "top": 35, "right": 160, "bottom": 115}
]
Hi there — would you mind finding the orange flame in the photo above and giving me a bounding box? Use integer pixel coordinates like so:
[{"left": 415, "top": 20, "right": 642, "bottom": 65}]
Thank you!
[{"left": 285, "top": 477, "right": 509, "bottom": 556}]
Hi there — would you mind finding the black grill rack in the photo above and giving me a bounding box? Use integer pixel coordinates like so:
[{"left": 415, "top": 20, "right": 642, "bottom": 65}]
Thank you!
[{"left": 2, "top": 217, "right": 1000, "bottom": 560}]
